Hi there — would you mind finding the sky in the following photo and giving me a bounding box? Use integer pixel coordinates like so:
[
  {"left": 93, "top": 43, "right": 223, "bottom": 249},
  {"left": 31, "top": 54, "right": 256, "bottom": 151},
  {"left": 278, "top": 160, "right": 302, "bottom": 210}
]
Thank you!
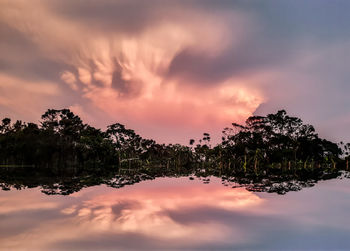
[
  {"left": 2, "top": 177, "right": 350, "bottom": 249},
  {"left": 1, "top": 0, "right": 350, "bottom": 144}
]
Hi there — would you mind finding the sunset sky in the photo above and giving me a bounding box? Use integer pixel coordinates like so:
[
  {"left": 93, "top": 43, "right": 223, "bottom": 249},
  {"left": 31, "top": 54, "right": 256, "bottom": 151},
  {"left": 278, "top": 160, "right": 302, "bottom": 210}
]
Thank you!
[{"left": 1, "top": 0, "right": 350, "bottom": 144}]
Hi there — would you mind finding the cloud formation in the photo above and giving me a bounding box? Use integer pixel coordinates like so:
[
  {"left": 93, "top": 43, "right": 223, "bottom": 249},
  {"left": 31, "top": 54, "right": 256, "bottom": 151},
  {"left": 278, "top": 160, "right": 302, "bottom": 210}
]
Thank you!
[{"left": 1, "top": 0, "right": 350, "bottom": 143}]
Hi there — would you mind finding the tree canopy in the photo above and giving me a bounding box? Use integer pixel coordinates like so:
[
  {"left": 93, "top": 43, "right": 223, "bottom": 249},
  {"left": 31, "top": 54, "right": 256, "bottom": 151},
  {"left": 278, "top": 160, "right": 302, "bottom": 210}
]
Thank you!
[{"left": 0, "top": 109, "right": 346, "bottom": 177}]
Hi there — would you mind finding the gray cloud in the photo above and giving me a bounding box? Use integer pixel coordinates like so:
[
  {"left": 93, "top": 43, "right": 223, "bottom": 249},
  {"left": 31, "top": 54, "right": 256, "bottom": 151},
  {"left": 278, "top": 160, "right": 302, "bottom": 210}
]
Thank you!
[
  {"left": 166, "top": 36, "right": 294, "bottom": 86},
  {"left": 1, "top": 0, "right": 350, "bottom": 143}
]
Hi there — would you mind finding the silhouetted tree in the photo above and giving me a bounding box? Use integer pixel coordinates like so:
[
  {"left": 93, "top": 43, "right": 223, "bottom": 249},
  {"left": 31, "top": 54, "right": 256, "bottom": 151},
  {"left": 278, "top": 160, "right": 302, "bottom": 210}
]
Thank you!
[{"left": 0, "top": 108, "right": 345, "bottom": 179}]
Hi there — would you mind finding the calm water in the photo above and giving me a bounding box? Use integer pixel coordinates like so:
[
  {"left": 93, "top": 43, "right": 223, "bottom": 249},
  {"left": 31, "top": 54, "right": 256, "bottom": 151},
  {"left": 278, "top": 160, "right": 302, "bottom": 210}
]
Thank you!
[{"left": 1, "top": 176, "right": 350, "bottom": 250}]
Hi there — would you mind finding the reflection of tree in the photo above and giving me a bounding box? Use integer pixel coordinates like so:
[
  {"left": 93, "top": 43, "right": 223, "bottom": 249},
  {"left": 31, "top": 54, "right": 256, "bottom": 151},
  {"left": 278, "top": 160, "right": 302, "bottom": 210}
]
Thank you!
[
  {"left": 0, "top": 108, "right": 349, "bottom": 195},
  {"left": 0, "top": 164, "right": 348, "bottom": 195}
]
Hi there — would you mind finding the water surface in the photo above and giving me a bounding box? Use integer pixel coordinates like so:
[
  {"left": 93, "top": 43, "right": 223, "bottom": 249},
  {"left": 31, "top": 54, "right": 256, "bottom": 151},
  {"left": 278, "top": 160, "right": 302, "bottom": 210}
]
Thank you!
[{"left": 1, "top": 177, "right": 350, "bottom": 250}]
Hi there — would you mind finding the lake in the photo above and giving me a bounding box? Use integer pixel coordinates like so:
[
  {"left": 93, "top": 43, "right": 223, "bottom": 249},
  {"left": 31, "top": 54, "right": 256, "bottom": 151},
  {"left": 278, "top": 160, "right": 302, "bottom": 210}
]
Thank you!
[{"left": 1, "top": 176, "right": 350, "bottom": 250}]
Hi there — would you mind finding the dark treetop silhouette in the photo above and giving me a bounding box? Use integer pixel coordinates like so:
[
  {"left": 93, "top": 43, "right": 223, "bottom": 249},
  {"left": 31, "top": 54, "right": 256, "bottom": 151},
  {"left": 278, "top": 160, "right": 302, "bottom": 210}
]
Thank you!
[{"left": 0, "top": 109, "right": 349, "bottom": 195}]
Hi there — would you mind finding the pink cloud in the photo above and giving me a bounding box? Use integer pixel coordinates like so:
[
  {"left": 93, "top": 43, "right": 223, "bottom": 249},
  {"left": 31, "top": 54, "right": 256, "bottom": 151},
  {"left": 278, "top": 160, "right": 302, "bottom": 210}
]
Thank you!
[{"left": 0, "top": 1, "right": 266, "bottom": 143}]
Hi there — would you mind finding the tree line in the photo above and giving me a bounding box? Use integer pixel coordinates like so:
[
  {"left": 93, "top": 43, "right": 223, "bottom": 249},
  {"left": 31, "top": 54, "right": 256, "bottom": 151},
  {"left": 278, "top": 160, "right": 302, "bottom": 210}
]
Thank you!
[{"left": 0, "top": 108, "right": 348, "bottom": 177}]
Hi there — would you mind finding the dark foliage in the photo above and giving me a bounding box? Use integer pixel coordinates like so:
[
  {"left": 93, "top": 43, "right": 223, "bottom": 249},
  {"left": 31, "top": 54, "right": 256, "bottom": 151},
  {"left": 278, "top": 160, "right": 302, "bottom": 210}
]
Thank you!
[{"left": 0, "top": 108, "right": 349, "bottom": 194}]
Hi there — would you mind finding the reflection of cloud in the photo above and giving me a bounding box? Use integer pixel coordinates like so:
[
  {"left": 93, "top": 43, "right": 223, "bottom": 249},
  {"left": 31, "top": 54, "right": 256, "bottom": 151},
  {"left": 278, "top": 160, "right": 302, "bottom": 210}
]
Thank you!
[
  {"left": 0, "top": 177, "right": 262, "bottom": 250},
  {"left": 68, "top": 178, "right": 262, "bottom": 241},
  {"left": 2, "top": 178, "right": 350, "bottom": 250},
  {"left": 0, "top": 189, "right": 59, "bottom": 214}
]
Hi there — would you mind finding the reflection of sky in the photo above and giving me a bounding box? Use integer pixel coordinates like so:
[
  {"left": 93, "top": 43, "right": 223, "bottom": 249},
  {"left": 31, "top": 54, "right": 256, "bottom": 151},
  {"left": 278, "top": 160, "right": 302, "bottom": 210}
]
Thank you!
[{"left": 1, "top": 177, "right": 350, "bottom": 250}]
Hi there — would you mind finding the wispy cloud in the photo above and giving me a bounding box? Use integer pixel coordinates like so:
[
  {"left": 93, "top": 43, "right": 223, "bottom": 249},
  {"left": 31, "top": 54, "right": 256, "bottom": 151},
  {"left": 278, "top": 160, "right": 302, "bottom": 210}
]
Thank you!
[{"left": 1, "top": 0, "right": 350, "bottom": 143}]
